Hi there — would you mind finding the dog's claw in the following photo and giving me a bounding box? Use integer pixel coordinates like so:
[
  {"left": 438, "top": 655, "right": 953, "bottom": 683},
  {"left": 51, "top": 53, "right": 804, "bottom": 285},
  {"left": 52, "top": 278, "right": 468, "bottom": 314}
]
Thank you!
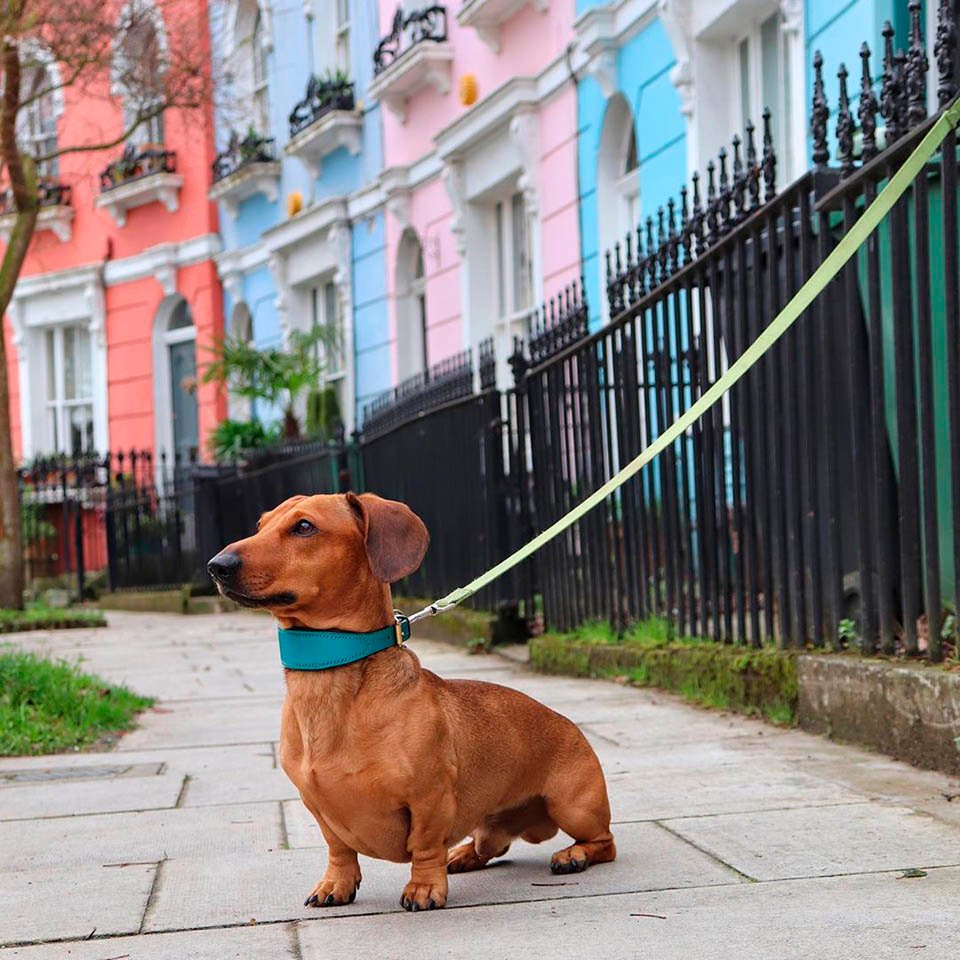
[
  {"left": 304, "top": 895, "right": 317, "bottom": 907},
  {"left": 427, "top": 899, "right": 436, "bottom": 910},
  {"left": 323, "top": 894, "right": 335, "bottom": 906}
]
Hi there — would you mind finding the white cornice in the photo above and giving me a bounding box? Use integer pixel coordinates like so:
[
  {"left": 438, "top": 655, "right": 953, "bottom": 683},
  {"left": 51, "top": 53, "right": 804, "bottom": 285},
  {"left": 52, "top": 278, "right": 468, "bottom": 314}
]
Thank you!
[
  {"left": 262, "top": 195, "right": 350, "bottom": 256},
  {"left": 215, "top": 238, "right": 271, "bottom": 278},
  {"left": 12, "top": 263, "right": 102, "bottom": 302},
  {"left": 104, "top": 234, "right": 222, "bottom": 287}
]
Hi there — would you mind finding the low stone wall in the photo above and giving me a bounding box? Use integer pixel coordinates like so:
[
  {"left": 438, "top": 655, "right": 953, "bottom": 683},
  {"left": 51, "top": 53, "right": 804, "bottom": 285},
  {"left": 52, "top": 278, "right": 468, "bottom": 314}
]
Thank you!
[{"left": 798, "top": 655, "right": 960, "bottom": 775}]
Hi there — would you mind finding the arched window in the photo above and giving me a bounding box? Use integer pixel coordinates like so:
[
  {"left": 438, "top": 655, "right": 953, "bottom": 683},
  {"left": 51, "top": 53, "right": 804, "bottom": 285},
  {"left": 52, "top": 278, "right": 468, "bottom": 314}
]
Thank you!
[
  {"left": 18, "top": 58, "right": 62, "bottom": 179},
  {"left": 251, "top": 9, "right": 270, "bottom": 131},
  {"left": 597, "top": 94, "right": 640, "bottom": 320},
  {"left": 395, "top": 230, "right": 428, "bottom": 381},
  {"left": 227, "top": 302, "right": 254, "bottom": 420},
  {"left": 115, "top": 0, "right": 167, "bottom": 146}
]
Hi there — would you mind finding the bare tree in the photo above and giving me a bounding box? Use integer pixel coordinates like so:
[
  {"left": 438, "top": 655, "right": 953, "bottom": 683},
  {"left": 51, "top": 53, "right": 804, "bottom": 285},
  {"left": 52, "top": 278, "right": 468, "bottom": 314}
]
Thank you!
[{"left": 0, "top": 0, "right": 213, "bottom": 609}]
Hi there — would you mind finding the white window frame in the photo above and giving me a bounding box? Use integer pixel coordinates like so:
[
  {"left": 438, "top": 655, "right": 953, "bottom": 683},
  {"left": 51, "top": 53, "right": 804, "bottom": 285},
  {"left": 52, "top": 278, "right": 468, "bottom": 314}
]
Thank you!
[
  {"left": 152, "top": 294, "right": 197, "bottom": 461},
  {"left": 493, "top": 190, "right": 533, "bottom": 332},
  {"left": 18, "top": 61, "right": 61, "bottom": 179},
  {"left": 42, "top": 323, "right": 95, "bottom": 456},
  {"left": 114, "top": 0, "right": 169, "bottom": 147},
  {"left": 735, "top": 9, "right": 792, "bottom": 173},
  {"left": 252, "top": 9, "right": 270, "bottom": 133},
  {"left": 335, "top": 0, "right": 351, "bottom": 75},
  {"left": 395, "top": 230, "right": 428, "bottom": 381}
]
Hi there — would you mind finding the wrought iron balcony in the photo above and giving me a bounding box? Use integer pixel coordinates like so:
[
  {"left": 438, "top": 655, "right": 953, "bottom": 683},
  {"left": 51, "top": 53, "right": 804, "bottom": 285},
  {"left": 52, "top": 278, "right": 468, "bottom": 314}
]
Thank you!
[
  {"left": 288, "top": 77, "right": 356, "bottom": 138},
  {"left": 100, "top": 144, "right": 177, "bottom": 192},
  {"left": 373, "top": 5, "right": 448, "bottom": 75},
  {"left": 0, "top": 180, "right": 75, "bottom": 242},
  {"left": 95, "top": 144, "right": 182, "bottom": 226},
  {"left": 212, "top": 131, "right": 277, "bottom": 183},
  {"left": 0, "top": 181, "right": 72, "bottom": 216}
]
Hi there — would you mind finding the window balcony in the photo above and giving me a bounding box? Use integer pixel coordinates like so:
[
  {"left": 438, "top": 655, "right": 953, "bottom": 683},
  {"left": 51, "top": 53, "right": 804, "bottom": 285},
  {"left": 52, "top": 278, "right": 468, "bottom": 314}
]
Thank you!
[
  {"left": 0, "top": 181, "right": 74, "bottom": 243},
  {"left": 209, "top": 131, "right": 281, "bottom": 218},
  {"left": 457, "top": 0, "right": 548, "bottom": 52},
  {"left": 285, "top": 77, "right": 361, "bottom": 178},
  {"left": 95, "top": 145, "right": 182, "bottom": 227},
  {"left": 369, "top": 5, "right": 453, "bottom": 121}
]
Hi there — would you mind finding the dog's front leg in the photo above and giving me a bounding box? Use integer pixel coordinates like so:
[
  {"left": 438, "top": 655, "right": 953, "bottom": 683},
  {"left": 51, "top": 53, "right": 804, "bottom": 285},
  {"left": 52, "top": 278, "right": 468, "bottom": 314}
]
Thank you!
[
  {"left": 303, "top": 811, "right": 362, "bottom": 908},
  {"left": 400, "top": 792, "right": 455, "bottom": 912}
]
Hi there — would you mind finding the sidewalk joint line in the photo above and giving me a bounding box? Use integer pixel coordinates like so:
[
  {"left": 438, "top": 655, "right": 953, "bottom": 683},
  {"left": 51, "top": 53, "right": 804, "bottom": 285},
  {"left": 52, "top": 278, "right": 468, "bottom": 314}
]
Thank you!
[
  {"left": 653, "top": 820, "right": 758, "bottom": 883},
  {"left": 174, "top": 775, "right": 191, "bottom": 808},
  {"left": 137, "top": 859, "right": 166, "bottom": 936}
]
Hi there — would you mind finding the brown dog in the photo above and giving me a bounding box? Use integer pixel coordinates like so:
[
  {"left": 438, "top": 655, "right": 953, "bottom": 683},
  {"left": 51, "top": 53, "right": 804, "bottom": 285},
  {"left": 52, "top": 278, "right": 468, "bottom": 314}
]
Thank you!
[{"left": 208, "top": 492, "right": 615, "bottom": 911}]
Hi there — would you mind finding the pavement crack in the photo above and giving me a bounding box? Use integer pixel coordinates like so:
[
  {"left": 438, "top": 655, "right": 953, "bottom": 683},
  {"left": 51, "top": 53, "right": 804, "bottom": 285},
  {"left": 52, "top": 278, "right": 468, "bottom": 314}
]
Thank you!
[
  {"left": 279, "top": 799, "right": 291, "bottom": 850},
  {"left": 137, "top": 859, "right": 166, "bottom": 935},
  {"left": 174, "top": 774, "right": 191, "bottom": 808}
]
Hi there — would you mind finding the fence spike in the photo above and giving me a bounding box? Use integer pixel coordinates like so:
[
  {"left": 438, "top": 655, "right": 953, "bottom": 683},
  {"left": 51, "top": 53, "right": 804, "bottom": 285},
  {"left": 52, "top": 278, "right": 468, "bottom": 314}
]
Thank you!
[
  {"left": 881, "top": 22, "right": 904, "bottom": 144},
  {"left": 762, "top": 108, "right": 777, "bottom": 201},
  {"left": 679, "top": 184, "right": 691, "bottom": 266},
  {"left": 731, "top": 134, "right": 747, "bottom": 221},
  {"left": 667, "top": 197, "right": 678, "bottom": 274},
  {"left": 705, "top": 161, "right": 718, "bottom": 243},
  {"left": 718, "top": 147, "right": 733, "bottom": 233},
  {"left": 645, "top": 215, "right": 657, "bottom": 287},
  {"left": 906, "top": 0, "right": 929, "bottom": 129},
  {"left": 935, "top": 0, "right": 958, "bottom": 106},
  {"left": 812, "top": 51, "right": 830, "bottom": 168},
  {"left": 836, "top": 63, "right": 856, "bottom": 177},
  {"left": 745, "top": 120, "right": 762, "bottom": 209},
  {"left": 859, "top": 43, "right": 880, "bottom": 162}
]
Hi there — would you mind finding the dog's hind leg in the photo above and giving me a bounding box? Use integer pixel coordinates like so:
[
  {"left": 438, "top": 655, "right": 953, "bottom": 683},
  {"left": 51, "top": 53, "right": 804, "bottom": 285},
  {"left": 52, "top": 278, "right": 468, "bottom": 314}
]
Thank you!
[
  {"left": 543, "top": 758, "right": 616, "bottom": 875},
  {"left": 446, "top": 824, "right": 513, "bottom": 873}
]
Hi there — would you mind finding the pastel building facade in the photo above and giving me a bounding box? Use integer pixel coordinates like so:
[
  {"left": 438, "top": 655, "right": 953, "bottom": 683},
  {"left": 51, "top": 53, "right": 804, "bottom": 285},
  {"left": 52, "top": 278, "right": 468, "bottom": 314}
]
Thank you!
[
  {"left": 3, "top": 0, "right": 223, "bottom": 463},
  {"left": 368, "top": 0, "right": 583, "bottom": 395},
  {"left": 210, "top": 0, "right": 389, "bottom": 430}
]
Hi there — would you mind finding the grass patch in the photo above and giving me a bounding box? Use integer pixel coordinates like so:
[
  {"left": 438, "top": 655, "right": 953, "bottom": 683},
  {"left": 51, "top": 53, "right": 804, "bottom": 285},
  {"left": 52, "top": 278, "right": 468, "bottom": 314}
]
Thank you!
[
  {"left": 531, "top": 619, "right": 798, "bottom": 726},
  {"left": 0, "top": 649, "right": 153, "bottom": 755},
  {"left": 0, "top": 604, "right": 106, "bottom": 633}
]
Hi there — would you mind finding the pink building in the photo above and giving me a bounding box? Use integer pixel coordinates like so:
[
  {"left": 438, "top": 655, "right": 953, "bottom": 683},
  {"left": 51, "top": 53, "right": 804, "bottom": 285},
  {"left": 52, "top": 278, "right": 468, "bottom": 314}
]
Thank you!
[
  {"left": 2, "top": 0, "right": 224, "bottom": 464},
  {"left": 370, "top": 1, "right": 581, "bottom": 390}
]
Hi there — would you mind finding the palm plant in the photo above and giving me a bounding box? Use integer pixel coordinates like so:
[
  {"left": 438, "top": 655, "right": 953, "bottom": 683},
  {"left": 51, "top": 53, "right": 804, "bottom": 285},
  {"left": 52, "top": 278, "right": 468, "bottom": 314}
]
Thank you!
[{"left": 202, "top": 325, "right": 339, "bottom": 440}]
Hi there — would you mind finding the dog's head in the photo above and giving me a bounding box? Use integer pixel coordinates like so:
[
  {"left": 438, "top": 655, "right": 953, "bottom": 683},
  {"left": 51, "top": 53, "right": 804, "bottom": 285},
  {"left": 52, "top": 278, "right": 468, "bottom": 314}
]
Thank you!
[{"left": 206, "top": 493, "right": 429, "bottom": 625}]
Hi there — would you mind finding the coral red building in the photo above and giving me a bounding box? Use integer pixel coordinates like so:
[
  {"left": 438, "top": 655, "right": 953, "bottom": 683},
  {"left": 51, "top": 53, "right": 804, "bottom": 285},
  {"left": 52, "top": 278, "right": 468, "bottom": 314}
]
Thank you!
[{"left": 2, "top": 0, "right": 224, "bottom": 465}]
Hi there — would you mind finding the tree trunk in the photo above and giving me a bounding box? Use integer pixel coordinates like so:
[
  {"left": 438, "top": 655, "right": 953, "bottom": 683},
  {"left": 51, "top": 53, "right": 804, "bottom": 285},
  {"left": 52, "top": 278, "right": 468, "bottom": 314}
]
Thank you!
[{"left": 0, "top": 34, "right": 39, "bottom": 609}]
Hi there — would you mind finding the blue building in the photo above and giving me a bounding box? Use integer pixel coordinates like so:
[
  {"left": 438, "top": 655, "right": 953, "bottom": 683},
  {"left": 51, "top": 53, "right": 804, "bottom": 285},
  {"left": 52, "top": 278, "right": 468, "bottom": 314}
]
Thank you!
[
  {"left": 572, "top": 0, "right": 938, "bottom": 329},
  {"left": 209, "top": 0, "right": 391, "bottom": 433}
]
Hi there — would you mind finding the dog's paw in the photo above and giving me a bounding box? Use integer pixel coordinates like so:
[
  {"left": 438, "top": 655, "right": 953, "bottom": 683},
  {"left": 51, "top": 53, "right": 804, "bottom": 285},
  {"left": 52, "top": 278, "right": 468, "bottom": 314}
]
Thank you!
[
  {"left": 550, "top": 845, "right": 588, "bottom": 875},
  {"left": 399, "top": 879, "right": 447, "bottom": 912},
  {"left": 446, "top": 841, "right": 486, "bottom": 874},
  {"left": 304, "top": 875, "right": 360, "bottom": 908}
]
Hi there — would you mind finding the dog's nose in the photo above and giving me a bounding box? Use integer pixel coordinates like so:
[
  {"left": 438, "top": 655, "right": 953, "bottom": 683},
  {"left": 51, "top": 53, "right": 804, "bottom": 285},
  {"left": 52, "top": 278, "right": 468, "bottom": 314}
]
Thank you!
[{"left": 207, "top": 551, "right": 242, "bottom": 582}]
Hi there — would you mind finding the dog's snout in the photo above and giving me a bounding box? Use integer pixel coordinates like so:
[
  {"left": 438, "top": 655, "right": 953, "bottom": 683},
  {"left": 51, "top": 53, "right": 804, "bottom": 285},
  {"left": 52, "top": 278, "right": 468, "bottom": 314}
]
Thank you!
[{"left": 208, "top": 551, "right": 242, "bottom": 581}]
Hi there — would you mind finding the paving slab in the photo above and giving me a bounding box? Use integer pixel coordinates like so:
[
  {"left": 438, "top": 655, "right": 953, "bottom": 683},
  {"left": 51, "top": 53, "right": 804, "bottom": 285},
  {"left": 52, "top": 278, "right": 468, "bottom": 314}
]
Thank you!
[
  {"left": 664, "top": 801, "right": 960, "bottom": 880},
  {"left": 117, "top": 698, "right": 283, "bottom": 751},
  {"left": 3, "top": 803, "right": 282, "bottom": 872},
  {"left": 184, "top": 766, "right": 297, "bottom": 807},
  {"left": 606, "top": 764, "right": 865, "bottom": 822},
  {"left": 0, "top": 924, "right": 297, "bottom": 960},
  {"left": 0, "top": 863, "right": 155, "bottom": 947},
  {"left": 144, "top": 820, "right": 740, "bottom": 932},
  {"left": 294, "top": 866, "right": 960, "bottom": 960},
  {"left": 0, "top": 768, "right": 184, "bottom": 820}
]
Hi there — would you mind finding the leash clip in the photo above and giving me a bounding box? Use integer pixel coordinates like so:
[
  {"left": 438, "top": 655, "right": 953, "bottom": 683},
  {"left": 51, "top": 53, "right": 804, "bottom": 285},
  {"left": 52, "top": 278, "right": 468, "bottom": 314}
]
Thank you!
[{"left": 393, "top": 612, "right": 411, "bottom": 646}]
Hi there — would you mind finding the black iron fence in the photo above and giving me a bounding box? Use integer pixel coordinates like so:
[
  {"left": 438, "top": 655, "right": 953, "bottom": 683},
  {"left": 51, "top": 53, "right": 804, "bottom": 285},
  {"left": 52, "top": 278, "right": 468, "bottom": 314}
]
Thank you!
[
  {"left": 289, "top": 76, "right": 356, "bottom": 137},
  {"left": 19, "top": 5, "right": 960, "bottom": 664},
  {"left": 212, "top": 131, "right": 276, "bottom": 183}
]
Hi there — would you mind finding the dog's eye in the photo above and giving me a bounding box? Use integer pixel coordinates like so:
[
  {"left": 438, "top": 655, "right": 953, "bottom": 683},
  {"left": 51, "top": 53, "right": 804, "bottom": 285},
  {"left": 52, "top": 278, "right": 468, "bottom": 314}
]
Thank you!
[{"left": 292, "top": 519, "right": 316, "bottom": 536}]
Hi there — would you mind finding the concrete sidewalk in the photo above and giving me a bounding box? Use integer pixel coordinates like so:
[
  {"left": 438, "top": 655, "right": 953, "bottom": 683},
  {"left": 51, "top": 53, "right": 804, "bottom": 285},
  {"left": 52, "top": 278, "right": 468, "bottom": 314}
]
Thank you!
[{"left": 1, "top": 611, "right": 959, "bottom": 959}]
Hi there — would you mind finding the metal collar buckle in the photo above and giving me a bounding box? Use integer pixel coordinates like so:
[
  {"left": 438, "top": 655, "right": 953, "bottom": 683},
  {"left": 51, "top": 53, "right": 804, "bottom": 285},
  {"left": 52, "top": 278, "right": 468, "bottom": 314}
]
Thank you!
[{"left": 393, "top": 613, "right": 411, "bottom": 646}]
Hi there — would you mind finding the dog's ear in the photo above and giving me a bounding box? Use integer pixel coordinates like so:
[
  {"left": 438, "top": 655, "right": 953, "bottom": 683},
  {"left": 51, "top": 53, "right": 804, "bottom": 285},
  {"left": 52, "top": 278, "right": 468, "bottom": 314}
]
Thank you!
[{"left": 345, "top": 492, "right": 429, "bottom": 583}]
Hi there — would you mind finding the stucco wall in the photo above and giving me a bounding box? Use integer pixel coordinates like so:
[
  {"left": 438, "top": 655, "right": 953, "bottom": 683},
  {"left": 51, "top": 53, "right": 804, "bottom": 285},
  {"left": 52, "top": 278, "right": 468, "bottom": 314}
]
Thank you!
[{"left": 578, "top": 15, "right": 685, "bottom": 328}]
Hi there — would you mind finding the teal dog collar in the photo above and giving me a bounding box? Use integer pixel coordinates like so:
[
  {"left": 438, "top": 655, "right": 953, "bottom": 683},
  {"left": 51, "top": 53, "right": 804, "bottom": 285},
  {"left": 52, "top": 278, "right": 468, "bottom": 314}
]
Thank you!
[{"left": 277, "top": 615, "right": 411, "bottom": 671}]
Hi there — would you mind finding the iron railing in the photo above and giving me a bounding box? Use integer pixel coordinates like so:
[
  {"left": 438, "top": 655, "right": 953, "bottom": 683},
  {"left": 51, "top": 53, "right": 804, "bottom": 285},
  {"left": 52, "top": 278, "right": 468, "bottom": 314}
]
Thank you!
[
  {"left": 100, "top": 145, "right": 176, "bottom": 192},
  {"left": 362, "top": 347, "right": 474, "bottom": 438},
  {"left": 0, "top": 181, "right": 72, "bottom": 216},
  {"left": 374, "top": 5, "right": 448, "bottom": 75},
  {"left": 212, "top": 131, "right": 276, "bottom": 183},
  {"left": 289, "top": 76, "right": 356, "bottom": 137}
]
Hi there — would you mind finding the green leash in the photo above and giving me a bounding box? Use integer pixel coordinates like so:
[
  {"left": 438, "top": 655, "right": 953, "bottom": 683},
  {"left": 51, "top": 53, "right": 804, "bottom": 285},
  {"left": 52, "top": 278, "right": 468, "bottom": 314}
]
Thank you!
[{"left": 407, "top": 97, "right": 960, "bottom": 628}]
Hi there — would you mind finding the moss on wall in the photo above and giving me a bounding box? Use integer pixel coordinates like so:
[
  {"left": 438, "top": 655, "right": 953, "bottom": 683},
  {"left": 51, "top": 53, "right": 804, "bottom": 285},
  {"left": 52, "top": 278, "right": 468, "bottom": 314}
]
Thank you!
[{"left": 531, "top": 623, "right": 798, "bottom": 725}]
